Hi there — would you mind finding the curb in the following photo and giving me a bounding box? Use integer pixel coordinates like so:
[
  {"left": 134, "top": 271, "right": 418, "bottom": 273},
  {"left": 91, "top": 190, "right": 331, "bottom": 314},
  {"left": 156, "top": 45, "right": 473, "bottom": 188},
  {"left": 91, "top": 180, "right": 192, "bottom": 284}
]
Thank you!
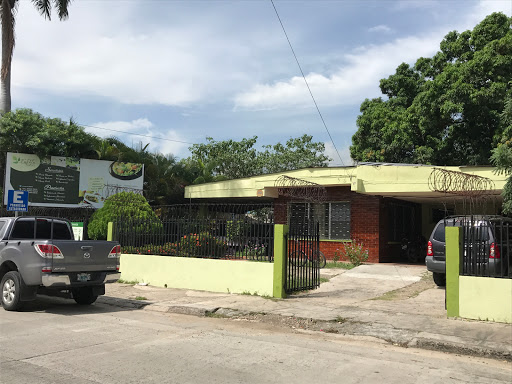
[{"left": 98, "top": 297, "right": 512, "bottom": 362}]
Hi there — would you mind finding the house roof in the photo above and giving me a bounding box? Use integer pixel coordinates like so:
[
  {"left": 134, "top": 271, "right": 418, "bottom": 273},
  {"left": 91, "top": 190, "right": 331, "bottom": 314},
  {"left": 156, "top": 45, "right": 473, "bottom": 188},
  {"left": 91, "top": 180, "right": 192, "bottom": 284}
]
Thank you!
[{"left": 184, "top": 164, "right": 507, "bottom": 203}]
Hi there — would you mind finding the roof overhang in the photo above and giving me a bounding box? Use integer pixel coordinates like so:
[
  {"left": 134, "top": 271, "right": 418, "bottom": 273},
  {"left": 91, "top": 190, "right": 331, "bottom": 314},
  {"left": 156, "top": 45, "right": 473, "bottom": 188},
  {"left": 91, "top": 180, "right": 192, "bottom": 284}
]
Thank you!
[{"left": 184, "top": 164, "right": 507, "bottom": 203}]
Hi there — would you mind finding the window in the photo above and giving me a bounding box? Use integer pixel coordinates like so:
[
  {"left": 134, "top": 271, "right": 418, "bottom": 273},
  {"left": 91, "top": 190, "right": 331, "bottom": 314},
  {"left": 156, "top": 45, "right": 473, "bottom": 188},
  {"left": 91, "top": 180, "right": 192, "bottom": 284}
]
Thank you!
[
  {"left": 36, "top": 219, "right": 52, "bottom": 239},
  {"left": 53, "top": 221, "right": 72, "bottom": 240},
  {"left": 10, "top": 219, "right": 35, "bottom": 239},
  {"left": 289, "top": 202, "right": 350, "bottom": 240},
  {"left": 433, "top": 223, "right": 445, "bottom": 242},
  {"left": 35, "top": 219, "right": 72, "bottom": 240}
]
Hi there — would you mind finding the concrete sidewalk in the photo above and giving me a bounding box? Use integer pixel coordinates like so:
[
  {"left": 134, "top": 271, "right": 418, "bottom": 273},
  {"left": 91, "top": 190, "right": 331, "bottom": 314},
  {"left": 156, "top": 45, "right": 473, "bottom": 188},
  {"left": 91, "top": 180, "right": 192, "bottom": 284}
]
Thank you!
[{"left": 100, "top": 264, "right": 512, "bottom": 361}]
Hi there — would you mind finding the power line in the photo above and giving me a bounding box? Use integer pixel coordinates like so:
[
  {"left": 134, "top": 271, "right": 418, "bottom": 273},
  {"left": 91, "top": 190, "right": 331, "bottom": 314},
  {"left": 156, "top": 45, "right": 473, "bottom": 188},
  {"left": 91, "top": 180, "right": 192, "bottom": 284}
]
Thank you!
[
  {"left": 78, "top": 123, "right": 196, "bottom": 145},
  {"left": 270, "top": 0, "right": 344, "bottom": 166}
]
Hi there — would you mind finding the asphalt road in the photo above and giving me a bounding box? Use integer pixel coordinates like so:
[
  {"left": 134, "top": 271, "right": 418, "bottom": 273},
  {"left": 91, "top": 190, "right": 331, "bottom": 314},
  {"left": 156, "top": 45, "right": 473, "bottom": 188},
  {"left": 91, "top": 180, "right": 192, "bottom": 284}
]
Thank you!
[{"left": 1, "top": 296, "right": 511, "bottom": 384}]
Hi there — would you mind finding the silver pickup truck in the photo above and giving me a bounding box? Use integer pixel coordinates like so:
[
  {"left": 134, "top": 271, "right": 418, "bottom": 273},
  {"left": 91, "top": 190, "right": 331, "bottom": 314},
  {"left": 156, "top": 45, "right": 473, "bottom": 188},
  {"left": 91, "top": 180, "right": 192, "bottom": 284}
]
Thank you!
[{"left": 0, "top": 216, "right": 120, "bottom": 311}]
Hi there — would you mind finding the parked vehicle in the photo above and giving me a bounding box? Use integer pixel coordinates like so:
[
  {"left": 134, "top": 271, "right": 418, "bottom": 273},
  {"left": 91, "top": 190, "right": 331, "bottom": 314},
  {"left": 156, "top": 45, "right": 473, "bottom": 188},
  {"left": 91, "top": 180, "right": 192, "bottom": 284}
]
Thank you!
[
  {"left": 0, "top": 217, "right": 121, "bottom": 311},
  {"left": 425, "top": 216, "right": 512, "bottom": 286}
]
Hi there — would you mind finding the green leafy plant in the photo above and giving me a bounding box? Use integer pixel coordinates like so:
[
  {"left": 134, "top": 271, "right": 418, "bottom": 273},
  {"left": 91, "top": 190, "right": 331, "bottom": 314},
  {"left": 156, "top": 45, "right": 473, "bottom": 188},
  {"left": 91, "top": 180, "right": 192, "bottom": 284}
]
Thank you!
[
  {"left": 336, "top": 242, "right": 368, "bottom": 266},
  {"left": 122, "top": 242, "right": 177, "bottom": 255},
  {"left": 235, "top": 244, "right": 267, "bottom": 258},
  {"left": 88, "top": 192, "right": 162, "bottom": 240},
  {"left": 226, "top": 219, "right": 249, "bottom": 241}
]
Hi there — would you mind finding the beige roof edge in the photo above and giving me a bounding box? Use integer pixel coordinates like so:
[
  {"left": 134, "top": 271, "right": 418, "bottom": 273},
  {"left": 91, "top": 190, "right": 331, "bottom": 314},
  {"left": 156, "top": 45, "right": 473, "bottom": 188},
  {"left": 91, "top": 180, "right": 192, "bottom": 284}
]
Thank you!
[{"left": 184, "top": 164, "right": 507, "bottom": 199}]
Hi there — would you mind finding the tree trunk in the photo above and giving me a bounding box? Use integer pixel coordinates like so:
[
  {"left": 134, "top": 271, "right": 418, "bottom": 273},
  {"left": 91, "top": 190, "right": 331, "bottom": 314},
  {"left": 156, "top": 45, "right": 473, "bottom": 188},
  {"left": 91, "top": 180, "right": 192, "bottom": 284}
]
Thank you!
[
  {"left": 0, "top": 64, "right": 11, "bottom": 114},
  {"left": 0, "top": 0, "right": 13, "bottom": 114}
]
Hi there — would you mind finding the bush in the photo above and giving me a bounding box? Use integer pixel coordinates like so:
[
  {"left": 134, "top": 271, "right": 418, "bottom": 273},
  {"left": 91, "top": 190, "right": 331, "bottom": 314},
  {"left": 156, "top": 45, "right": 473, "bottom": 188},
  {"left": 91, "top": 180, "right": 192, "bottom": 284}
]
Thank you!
[
  {"left": 122, "top": 242, "right": 177, "bottom": 255},
  {"left": 335, "top": 242, "right": 368, "bottom": 266},
  {"left": 88, "top": 192, "right": 162, "bottom": 240},
  {"left": 226, "top": 219, "right": 249, "bottom": 241},
  {"left": 176, "top": 232, "right": 228, "bottom": 258}
]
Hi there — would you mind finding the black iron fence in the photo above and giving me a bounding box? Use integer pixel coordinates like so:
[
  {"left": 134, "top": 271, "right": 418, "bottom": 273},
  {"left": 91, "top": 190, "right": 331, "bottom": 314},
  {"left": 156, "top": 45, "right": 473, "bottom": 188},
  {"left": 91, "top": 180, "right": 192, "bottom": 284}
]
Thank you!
[
  {"left": 115, "top": 204, "right": 274, "bottom": 262},
  {"left": 460, "top": 217, "right": 511, "bottom": 279}
]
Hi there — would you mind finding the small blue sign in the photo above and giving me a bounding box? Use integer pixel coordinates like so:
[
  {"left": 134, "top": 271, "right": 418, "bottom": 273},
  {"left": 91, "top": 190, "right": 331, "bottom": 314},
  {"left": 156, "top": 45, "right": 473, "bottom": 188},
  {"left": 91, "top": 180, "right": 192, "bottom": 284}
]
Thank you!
[{"left": 7, "top": 190, "right": 29, "bottom": 212}]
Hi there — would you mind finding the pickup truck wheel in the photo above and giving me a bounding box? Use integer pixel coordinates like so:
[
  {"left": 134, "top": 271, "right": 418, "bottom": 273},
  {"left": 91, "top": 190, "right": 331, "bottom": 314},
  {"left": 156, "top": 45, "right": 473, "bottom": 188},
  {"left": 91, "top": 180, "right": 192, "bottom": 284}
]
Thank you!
[
  {"left": 72, "top": 287, "right": 98, "bottom": 305},
  {"left": 1, "top": 271, "right": 23, "bottom": 311},
  {"left": 433, "top": 272, "right": 446, "bottom": 287}
]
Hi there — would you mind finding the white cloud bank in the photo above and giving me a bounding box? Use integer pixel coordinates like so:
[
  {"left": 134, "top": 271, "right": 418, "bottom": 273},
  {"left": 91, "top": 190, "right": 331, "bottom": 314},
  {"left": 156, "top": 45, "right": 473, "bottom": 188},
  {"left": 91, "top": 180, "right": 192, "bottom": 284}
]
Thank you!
[
  {"left": 12, "top": 1, "right": 277, "bottom": 106},
  {"left": 234, "top": 0, "right": 510, "bottom": 111}
]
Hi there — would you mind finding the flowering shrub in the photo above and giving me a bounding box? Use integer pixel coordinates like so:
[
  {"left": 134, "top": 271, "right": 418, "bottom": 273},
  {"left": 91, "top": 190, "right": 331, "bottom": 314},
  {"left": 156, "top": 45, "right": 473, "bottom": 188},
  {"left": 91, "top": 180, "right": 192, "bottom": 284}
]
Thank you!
[
  {"left": 335, "top": 242, "right": 368, "bottom": 266},
  {"left": 176, "top": 232, "right": 228, "bottom": 258}
]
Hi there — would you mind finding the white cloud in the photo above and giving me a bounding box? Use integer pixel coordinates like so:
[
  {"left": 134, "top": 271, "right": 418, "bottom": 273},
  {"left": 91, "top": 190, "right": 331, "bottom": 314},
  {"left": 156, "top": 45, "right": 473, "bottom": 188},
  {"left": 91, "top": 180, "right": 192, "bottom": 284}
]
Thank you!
[
  {"left": 368, "top": 25, "right": 392, "bottom": 33},
  {"left": 234, "top": 0, "right": 511, "bottom": 111},
  {"left": 85, "top": 118, "right": 154, "bottom": 139},
  {"left": 85, "top": 118, "right": 189, "bottom": 157},
  {"left": 324, "top": 142, "right": 353, "bottom": 167},
  {"left": 12, "top": 1, "right": 278, "bottom": 107},
  {"left": 234, "top": 33, "right": 441, "bottom": 110}
]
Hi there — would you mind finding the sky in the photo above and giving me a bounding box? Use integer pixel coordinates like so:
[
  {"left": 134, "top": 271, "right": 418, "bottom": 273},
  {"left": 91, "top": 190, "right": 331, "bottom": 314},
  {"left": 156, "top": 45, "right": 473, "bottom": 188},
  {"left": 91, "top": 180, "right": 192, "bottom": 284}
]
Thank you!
[{"left": 11, "top": 0, "right": 512, "bottom": 165}]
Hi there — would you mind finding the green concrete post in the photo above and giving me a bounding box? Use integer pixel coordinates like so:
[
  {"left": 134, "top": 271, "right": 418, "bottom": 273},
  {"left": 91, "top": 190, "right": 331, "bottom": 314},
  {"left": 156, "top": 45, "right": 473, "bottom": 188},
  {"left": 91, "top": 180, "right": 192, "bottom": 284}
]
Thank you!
[
  {"left": 446, "top": 226, "right": 462, "bottom": 318},
  {"left": 107, "top": 222, "right": 113, "bottom": 242},
  {"left": 273, "top": 224, "right": 288, "bottom": 299}
]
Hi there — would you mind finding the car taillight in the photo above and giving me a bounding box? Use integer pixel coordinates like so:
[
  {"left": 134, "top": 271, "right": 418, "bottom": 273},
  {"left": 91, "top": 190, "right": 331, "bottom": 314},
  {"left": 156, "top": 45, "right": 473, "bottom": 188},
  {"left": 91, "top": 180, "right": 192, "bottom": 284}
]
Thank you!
[
  {"left": 109, "top": 245, "right": 121, "bottom": 258},
  {"left": 427, "top": 241, "right": 434, "bottom": 257},
  {"left": 35, "top": 244, "right": 64, "bottom": 259},
  {"left": 42, "top": 267, "right": 52, "bottom": 273},
  {"left": 116, "top": 265, "right": 120, "bottom": 271},
  {"left": 490, "top": 243, "right": 500, "bottom": 259}
]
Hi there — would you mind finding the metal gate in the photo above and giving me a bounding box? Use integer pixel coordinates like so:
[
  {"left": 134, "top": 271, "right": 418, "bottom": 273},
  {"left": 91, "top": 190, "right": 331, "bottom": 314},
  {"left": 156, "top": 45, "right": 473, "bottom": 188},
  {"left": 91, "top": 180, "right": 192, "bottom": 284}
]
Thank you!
[{"left": 285, "top": 221, "right": 321, "bottom": 293}]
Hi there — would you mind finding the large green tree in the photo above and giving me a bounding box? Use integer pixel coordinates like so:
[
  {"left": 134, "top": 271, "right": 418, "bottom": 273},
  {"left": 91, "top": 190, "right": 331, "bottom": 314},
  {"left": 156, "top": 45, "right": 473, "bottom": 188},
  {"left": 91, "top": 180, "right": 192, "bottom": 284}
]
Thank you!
[
  {"left": 187, "top": 134, "right": 330, "bottom": 181},
  {"left": 1, "top": 0, "right": 72, "bottom": 114},
  {"left": 351, "top": 12, "right": 512, "bottom": 166}
]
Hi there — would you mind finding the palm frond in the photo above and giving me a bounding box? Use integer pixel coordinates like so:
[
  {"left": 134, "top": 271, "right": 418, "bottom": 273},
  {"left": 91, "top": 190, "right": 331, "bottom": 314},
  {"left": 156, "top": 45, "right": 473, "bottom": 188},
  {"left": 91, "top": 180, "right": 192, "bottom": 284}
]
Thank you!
[
  {"left": 54, "top": 0, "right": 70, "bottom": 20},
  {"left": 32, "top": 0, "right": 51, "bottom": 20}
]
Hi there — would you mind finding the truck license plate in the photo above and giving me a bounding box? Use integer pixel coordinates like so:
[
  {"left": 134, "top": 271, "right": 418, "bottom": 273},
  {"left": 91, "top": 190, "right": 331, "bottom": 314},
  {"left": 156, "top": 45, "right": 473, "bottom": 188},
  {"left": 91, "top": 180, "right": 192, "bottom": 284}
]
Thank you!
[{"left": 77, "top": 273, "right": 91, "bottom": 282}]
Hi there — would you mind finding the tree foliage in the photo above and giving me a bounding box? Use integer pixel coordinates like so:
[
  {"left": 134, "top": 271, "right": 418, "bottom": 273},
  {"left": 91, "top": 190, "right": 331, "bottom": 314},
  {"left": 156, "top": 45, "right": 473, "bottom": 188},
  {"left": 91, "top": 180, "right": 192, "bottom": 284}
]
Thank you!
[
  {"left": 351, "top": 12, "right": 512, "bottom": 166},
  {"left": 88, "top": 192, "right": 161, "bottom": 240},
  {"left": 187, "top": 134, "right": 330, "bottom": 180},
  {"left": 491, "top": 95, "right": 512, "bottom": 215}
]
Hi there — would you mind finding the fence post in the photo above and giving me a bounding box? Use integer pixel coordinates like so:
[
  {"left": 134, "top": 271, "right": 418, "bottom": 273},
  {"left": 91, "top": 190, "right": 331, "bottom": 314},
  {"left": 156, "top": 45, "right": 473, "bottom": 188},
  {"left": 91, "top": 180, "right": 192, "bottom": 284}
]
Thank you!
[
  {"left": 446, "top": 226, "right": 462, "bottom": 318},
  {"left": 107, "top": 222, "right": 114, "bottom": 242},
  {"left": 273, "top": 224, "right": 288, "bottom": 299}
]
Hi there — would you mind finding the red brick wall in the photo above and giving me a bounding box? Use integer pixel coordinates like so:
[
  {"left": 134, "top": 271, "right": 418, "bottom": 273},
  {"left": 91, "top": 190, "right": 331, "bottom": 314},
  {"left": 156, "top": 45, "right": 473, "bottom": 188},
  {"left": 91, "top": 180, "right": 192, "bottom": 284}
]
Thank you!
[{"left": 273, "top": 187, "right": 382, "bottom": 263}]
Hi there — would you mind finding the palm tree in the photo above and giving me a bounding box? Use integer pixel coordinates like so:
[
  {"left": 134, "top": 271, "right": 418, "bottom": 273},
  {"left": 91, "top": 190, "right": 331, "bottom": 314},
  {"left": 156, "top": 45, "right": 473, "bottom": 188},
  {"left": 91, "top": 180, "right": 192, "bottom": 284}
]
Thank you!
[{"left": 1, "top": 0, "right": 71, "bottom": 114}]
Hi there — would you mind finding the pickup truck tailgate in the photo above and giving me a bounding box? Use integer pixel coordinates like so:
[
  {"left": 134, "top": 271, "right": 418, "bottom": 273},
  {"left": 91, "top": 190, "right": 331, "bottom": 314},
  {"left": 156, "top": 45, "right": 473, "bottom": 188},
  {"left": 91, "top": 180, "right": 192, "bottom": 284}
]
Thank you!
[{"left": 50, "top": 240, "right": 118, "bottom": 272}]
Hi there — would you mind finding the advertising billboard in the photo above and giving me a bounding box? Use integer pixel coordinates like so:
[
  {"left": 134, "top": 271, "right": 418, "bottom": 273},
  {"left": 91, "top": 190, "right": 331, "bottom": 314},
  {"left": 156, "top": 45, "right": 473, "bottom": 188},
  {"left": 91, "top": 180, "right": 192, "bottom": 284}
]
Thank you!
[{"left": 3, "top": 152, "right": 144, "bottom": 208}]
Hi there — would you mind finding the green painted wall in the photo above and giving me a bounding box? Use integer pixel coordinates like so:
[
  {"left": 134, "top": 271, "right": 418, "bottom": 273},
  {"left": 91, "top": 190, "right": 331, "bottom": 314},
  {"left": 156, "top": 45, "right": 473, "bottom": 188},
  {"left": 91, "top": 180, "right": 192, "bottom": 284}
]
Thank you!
[
  {"left": 459, "top": 276, "right": 512, "bottom": 323},
  {"left": 446, "top": 227, "right": 462, "bottom": 318},
  {"left": 120, "top": 254, "right": 274, "bottom": 296},
  {"left": 273, "top": 224, "right": 288, "bottom": 298}
]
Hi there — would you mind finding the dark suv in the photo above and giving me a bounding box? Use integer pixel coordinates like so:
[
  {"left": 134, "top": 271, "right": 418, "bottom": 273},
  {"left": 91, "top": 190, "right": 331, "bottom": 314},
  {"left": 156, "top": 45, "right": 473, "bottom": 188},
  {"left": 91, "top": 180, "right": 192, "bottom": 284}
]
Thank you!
[{"left": 425, "top": 216, "right": 512, "bottom": 286}]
